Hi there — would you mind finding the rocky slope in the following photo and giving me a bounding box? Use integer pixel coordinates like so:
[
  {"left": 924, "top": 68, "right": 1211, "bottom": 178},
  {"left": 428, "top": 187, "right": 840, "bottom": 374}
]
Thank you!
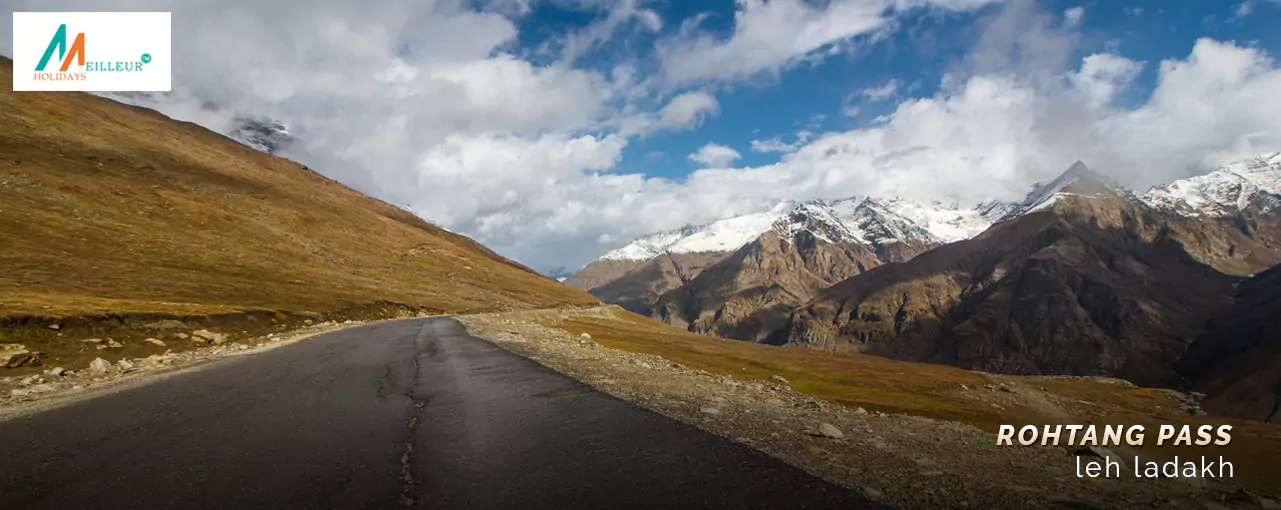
[
  {"left": 586, "top": 252, "right": 729, "bottom": 314},
  {"left": 784, "top": 164, "right": 1269, "bottom": 387},
  {"left": 1143, "top": 152, "right": 1281, "bottom": 274},
  {"left": 0, "top": 56, "right": 596, "bottom": 365},
  {"left": 652, "top": 201, "right": 940, "bottom": 342},
  {"left": 1179, "top": 263, "right": 1281, "bottom": 423}
]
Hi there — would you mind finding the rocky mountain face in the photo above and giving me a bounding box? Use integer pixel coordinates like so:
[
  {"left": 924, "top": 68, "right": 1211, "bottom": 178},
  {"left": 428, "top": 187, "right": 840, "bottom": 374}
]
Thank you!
[
  {"left": 650, "top": 201, "right": 941, "bottom": 342},
  {"left": 588, "top": 252, "right": 730, "bottom": 314},
  {"left": 1142, "top": 152, "right": 1281, "bottom": 275},
  {"left": 784, "top": 163, "right": 1281, "bottom": 387},
  {"left": 1178, "top": 263, "right": 1281, "bottom": 423}
]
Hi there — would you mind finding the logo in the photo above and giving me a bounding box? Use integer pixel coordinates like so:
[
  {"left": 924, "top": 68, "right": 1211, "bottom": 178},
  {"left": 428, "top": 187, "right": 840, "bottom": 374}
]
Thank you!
[
  {"left": 13, "top": 12, "right": 171, "bottom": 92},
  {"left": 35, "top": 24, "right": 86, "bottom": 73}
]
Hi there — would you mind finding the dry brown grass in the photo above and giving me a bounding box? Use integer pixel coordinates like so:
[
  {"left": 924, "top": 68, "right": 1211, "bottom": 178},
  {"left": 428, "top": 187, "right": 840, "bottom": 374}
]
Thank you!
[
  {"left": 525, "top": 308, "right": 1281, "bottom": 491},
  {"left": 0, "top": 57, "right": 597, "bottom": 319}
]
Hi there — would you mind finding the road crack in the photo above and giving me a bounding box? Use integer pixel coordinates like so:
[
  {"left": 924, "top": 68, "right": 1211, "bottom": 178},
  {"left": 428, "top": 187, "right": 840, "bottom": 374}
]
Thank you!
[{"left": 399, "top": 324, "right": 432, "bottom": 508}]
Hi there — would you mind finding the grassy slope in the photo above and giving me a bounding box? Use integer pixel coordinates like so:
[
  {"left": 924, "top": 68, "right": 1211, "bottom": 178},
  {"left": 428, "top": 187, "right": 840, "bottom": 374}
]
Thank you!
[
  {"left": 0, "top": 57, "right": 597, "bottom": 318},
  {"left": 526, "top": 308, "right": 1281, "bottom": 490}
]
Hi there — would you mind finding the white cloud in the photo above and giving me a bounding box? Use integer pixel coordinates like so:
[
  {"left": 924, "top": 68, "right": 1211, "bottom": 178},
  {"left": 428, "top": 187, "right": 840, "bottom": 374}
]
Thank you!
[
  {"left": 1068, "top": 53, "right": 1143, "bottom": 108},
  {"left": 1063, "top": 6, "right": 1084, "bottom": 27},
  {"left": 654, "top": 91, "right": 721, "bottom": 131},
  {"left": 858, "top": 79, "right": 900, "bottom": 101},
  {"left": 4, "top": 0, "right": 1279, "bottom": 275},
  {"left": 656, "top": 0, "right": 1001, "bottom": 86},
  {"left": 688, "top": 143, "right": 743, "bottom": 167},
  {"left": 751, "top": 131, "right": 812, "bottom": 153}
]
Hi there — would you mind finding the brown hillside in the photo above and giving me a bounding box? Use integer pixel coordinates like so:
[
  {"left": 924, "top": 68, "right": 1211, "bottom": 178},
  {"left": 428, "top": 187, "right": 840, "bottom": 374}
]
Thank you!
[
  {"left": 587, "top": 251, "right": 728, "bottom": 314},
  {"left": 785, "top": 184, "right": 1243, "bottom": 388},
  {"left": 0, "top": 56, "right": 597, "bottom": 320}
]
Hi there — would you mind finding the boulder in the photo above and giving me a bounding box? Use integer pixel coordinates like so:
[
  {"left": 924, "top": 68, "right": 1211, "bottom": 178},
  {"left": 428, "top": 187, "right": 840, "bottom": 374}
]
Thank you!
[
  {"left": 817, "top": 423, "right": 845, "bottom": 439},
  {"left": 48, "top": 367, "right": 65, "bottom": 377},
  {"left": 88, "top": 357, "right": 112, "bottom": 375},
  {"left": 144, "top": 338, "right": 166, "bottom": 347},
  {"left": 106, "top": 339, "right": 123, "bottom": 349},
  {"left": 1, "top": 344, "right": 31, "bottom": 368},
  {"left": 191, "top": 330, "right": 216, "bottom": 342},
  {"left": 192, "top": 330, "right": 227, "bottom": 345},
  {"left": 771, "top": 375, "right": 789, "bottom": 384}
]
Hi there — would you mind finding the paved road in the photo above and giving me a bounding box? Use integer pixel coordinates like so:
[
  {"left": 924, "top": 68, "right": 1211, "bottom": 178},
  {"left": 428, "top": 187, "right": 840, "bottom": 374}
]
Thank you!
[{"left": 0, "top": 317, "right": 872, "bottom": 509}]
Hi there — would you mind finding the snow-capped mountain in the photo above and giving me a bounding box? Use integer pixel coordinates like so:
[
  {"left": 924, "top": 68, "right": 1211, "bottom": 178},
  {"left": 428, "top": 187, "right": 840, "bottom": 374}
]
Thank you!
[
  {"left": 1142, "top": 152, "right": 1281, "bottom": 217},
  {"left": 600, "top": 207, "right": 785, "bottom": 261},
  {"left": 997, "top": 161, "right": 1127, "bottom": 222},
  {"left": 599, "top": 197, "right": 987, "bottom": 264}
]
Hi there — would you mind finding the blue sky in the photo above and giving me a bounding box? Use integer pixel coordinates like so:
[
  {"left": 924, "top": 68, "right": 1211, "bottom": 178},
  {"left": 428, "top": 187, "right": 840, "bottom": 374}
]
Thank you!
[
  {"left": 588, "top": 0, "right": 1281, "bottom": 178},
  {"left": 5, "top": 0, "right": 1281, "bottom": 272}
]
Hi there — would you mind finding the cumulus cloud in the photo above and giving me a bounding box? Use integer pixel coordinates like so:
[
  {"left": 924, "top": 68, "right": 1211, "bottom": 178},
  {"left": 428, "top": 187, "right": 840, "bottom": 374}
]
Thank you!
[
  {"left": 1068, "top": 53, "right": 1143, "bottom": 108},
  {"left": 4, "top": 0, "right": 1279, "bottom": 274},
  {"left": 688, "top": 143, "right": 743, "bottom": 167}
]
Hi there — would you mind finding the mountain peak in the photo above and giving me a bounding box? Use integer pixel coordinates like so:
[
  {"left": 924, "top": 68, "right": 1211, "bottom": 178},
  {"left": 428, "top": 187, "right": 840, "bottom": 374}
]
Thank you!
[{"left": 998, "top": 161, "right": 1127, "bottom": 222}]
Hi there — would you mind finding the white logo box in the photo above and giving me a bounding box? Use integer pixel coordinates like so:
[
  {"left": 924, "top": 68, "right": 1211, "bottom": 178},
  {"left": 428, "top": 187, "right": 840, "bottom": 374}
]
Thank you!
[{"left": 12, "top": 12, "right": 171, "bottom": 91}]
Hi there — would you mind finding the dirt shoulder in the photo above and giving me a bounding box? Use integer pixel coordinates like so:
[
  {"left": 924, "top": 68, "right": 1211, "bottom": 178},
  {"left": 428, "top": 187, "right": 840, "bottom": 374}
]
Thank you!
[
  {"left": 0, "top": 315, "right": 427, "bottom": 422},
  {"left": 458, "top": 306, "right": 1281, "bottom": 510}
]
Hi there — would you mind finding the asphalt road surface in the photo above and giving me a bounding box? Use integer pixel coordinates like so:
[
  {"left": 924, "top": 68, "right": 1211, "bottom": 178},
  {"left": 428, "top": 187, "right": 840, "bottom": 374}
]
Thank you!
[{"left": 0, "top": 317, "right": 873, "bottom": 509}]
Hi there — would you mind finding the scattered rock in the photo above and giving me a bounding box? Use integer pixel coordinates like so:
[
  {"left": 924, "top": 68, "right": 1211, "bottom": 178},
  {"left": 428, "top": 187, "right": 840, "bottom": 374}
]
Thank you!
[
  {"left": 772, "top": 375, "right": 789, "bottom": 384},
  {"left": 1, "top": 344, "right": 32, "bottom": 368},
  {"left": 31, "top": 384, "right": 55, "bottom": 393},
  {"left": 817, "top": 423, "right": 844, "bottom": 439},
  {"left": 191, "top": 330, "right": 216, "bottom": 342},
  {"left": 144, "top": 338, "right": 166, "bottom": 347},
  {"left": 88, "top": 357, "right": 112, "bottom": 374},
  {"left": 116, "top": 359, "right": 135, "bottom": 371}
]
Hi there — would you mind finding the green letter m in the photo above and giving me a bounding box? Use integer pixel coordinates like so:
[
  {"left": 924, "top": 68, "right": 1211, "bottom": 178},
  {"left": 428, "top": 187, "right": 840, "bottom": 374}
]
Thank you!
[{"left": 35, "top": 24, "right": 69, "bottom": 72}]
